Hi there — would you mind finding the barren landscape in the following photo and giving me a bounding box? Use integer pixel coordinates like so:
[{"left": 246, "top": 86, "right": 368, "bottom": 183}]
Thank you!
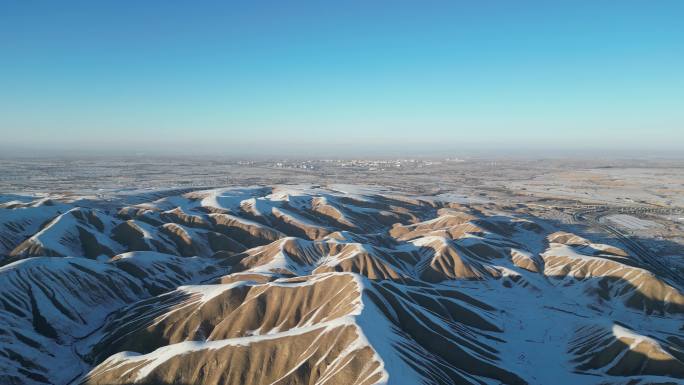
[
  {"left": 1, "top": 157, "right": 683, "bottom": 385},
  {"left": 3, "top": 0, "right": 683, "bottom": 383}
]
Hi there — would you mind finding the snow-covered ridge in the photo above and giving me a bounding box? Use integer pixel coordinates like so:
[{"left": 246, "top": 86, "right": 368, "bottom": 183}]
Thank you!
[{"left": 0, "top": 185, "right": 681, "bottom": 385}]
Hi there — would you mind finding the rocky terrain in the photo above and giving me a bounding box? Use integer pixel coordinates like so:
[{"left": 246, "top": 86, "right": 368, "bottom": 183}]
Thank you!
[{"left": 0, "top": 185, "right": 682, "bottom": 385}]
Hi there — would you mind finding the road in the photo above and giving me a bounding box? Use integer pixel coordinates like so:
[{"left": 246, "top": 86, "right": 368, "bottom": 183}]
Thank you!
[{"left": 572, "top": 207, "right": 683, "bottom": 289}]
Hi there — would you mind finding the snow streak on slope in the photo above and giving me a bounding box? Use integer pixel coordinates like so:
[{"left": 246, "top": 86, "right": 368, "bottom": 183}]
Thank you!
[{"left": 0, "top": 185, "right": 682, "bottom": 385}]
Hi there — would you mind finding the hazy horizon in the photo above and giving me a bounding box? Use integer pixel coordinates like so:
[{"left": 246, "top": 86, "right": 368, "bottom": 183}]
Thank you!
[{"left": 2, "top": 140, "right": 684, "bottom": 159}]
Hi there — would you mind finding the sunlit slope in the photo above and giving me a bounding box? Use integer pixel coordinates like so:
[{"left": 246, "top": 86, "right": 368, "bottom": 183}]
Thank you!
[{"left": 0, "top": 185, "right": 681, "bottom": 385}]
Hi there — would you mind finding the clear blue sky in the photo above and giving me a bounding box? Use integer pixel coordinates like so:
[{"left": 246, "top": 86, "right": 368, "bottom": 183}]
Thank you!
[{"left": 1, "top": 1, "right": 682, "bottom": 155}]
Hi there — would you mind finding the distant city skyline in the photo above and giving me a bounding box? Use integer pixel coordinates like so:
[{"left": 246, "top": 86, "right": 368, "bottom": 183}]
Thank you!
[{"left": 1, "top": 1, "right": 683, "bottom": 155}]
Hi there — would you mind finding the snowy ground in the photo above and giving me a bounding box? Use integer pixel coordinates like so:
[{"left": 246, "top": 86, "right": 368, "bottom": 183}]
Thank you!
[{"left": 604, "top": 214, "right": 663, "bottom": 230}]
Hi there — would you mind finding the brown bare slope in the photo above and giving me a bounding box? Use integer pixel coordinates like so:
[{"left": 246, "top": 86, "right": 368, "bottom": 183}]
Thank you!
[{"left": 2, "top": 186, "right": 683, "bottom": 385}]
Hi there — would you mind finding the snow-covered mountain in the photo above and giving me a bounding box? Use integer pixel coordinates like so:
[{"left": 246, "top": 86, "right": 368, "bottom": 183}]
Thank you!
[{"left": 0, "top": 186, "right": 682, "bottom": 385}]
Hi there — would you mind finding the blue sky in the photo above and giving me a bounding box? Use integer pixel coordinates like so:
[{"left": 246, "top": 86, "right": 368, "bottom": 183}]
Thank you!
[{"left": 1, "top": 1, "right": 682, "bottom": 155}]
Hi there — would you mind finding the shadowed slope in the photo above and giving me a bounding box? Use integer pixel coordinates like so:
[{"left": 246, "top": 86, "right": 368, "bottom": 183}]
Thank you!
[{"left": 0, "top": 185, "right": 682, "bottom": 385}]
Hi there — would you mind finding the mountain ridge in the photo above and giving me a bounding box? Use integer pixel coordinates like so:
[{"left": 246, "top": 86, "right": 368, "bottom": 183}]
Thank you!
[{"left": 0, "top": 185, "right": 682, "bottom": 385}]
